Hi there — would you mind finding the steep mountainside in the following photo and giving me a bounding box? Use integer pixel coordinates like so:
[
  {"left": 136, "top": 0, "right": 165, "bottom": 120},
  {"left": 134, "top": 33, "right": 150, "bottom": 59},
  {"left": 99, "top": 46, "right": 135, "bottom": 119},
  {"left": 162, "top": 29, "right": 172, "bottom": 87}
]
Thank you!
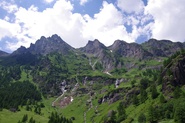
[
  {"left": 1, "top": 35, "right": 185, "bottom": 123},
  {"left": 162, "top": 51, "right": 185, "bottom": 95},
  {"left": 80, "top": 39, "right": 107, "bottom": 56},
  {"left": 80, "top": 39, "right": 115, "bottom": 71},
  {"left": 109, "top": 40, "right": 152, "bottom": 59},
  {"left": 10, "top": 35, "right": 185, "bottom": 72},
  {"left": 0, "top": 50, "right": 9, "bottom": 57},
  {"left": 142, "top": 39, "right": 185, "bottom": 57},
  {"left": 13, "top": 34, "right": 74, "bottom": 55}
]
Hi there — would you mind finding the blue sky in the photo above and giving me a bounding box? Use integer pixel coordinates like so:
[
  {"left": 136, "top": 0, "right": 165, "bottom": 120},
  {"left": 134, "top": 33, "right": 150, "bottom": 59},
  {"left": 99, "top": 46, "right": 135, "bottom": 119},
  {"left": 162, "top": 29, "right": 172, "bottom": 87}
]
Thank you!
[{"left": 0, "top": 0, "right": 185, "bottom": 53}]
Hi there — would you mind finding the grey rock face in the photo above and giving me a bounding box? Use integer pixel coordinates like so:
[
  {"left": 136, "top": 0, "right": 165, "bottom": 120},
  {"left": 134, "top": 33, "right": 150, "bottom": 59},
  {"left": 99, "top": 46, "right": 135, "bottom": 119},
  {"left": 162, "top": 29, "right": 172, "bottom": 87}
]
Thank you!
[
  {"left": 80, "top": 39, "right": 115, "bottom": 71},
  {"left": 109, "top": 40, "right": 152, "bottom": 59},
  {"left": 28, "top": 34, "right": 74, "bottom": 55},
  {"left": 12, "top": 46, "right": 28, "bottom": 55},
  {"left": 142, "top": 39, "right": 185, "bottom": 57},
  {"left": 12, "top": 34, "right": 74, "bottom": 56},
  {"left": 9, "top": 35, "right": 185, "bottom": 72}
]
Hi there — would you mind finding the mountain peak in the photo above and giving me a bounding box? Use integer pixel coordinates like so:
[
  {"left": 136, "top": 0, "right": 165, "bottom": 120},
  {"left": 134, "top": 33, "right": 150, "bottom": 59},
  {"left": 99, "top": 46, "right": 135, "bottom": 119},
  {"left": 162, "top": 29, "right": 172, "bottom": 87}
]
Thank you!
[
  {"left": 110, "top": 40, "right": 127, "bottom": 50},
  {"left": 28, "top": 34, "right": 73, "bottom": 55},
  {"left": 49, "top": 34, "right": 63, "bottom": 42},
  {"left": 40, "top": 36, "right": 46, "bottom": 40},
  {"left": 87, "top": 39, "right": 99, "bottom": 43},
  {"left": 142, "top": 39, "right": 184, "bottom": 57},
  {"left": 109, "top": 39, "right": 152, "bottom": 59},
  {"left": 81, "top": 39, "right": 106, "bottom": 54},
  {"left": 12, "top": 35, "right": 73, "bottom": 55},
  {"left": 12, "top": 46, "right": 28, "bottom": 55}
]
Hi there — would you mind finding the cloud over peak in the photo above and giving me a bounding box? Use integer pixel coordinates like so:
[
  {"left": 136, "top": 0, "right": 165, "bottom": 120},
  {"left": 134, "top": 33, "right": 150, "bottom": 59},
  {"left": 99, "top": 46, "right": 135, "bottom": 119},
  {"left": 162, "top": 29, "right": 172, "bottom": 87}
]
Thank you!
[{"left": 0, "top": 0, "right": 185, "bottom": 52}]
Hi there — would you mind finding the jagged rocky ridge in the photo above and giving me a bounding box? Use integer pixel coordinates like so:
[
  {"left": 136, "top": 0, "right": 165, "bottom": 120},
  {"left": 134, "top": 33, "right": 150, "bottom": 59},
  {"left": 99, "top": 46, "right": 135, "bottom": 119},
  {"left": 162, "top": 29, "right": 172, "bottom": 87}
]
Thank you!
[
  {"left": 79, "top": 38, "right": 185, "bottom": 71},
  {"left": 5, "top": 34, "right": 185, "bottom": 71},
  {"left": 13, "top": 34, "right": 74, "bottom": 55},
  {"left": 142, "top": 39, "right": 185, "bottom": 57},
  {"left": 1, "top": 34, "right": 185, "bottom": 122}
]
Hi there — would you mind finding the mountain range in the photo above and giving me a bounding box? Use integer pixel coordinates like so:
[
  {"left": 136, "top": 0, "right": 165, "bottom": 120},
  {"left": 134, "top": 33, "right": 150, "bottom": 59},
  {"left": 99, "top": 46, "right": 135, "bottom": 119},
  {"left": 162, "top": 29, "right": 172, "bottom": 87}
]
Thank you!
[
  {"left": 1, "top": 34, "right": 184, "bottom": 71},
  {"left": 1, "top": 34, "right": 185, "bottom": 123},
  {"left": 9, "top": 34, "right": 185, "bottom": 57}
]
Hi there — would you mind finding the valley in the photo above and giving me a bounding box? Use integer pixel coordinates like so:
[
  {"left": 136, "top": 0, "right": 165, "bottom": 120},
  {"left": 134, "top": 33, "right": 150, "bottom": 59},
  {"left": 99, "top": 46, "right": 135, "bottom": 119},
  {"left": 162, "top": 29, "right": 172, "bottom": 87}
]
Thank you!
[{"left": 0, "top": 35, "right": 185, "bottom": 123}]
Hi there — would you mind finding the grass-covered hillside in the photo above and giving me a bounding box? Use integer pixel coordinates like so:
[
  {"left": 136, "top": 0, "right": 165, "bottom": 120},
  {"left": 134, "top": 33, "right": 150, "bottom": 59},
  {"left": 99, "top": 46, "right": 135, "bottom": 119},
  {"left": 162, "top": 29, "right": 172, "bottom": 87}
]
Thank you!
[{"left": 0, "top": 36, "right": 185, "bottom": 123}]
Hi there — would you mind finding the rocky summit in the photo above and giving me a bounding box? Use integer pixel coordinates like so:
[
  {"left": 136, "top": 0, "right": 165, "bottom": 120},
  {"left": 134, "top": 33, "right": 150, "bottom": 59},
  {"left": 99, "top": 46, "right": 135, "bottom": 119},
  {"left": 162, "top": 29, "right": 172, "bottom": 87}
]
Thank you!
[
  {"left": 13, "top": 34, "right": 74, "bottom": 56},
  {"left": 9, "top": 34, "right": 185, "bottom": 72},
  {"left": 12, "top": 34, "right": 185, "bottom": 60}
]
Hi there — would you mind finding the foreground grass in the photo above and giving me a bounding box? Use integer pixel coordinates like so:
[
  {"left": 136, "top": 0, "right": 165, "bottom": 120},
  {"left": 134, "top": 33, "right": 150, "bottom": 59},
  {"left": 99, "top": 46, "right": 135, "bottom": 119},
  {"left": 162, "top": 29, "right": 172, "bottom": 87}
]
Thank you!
[
  {"left": 0, "top": 109, "right": 48, "bottom": 123},
  {"left": 0, "top": 97, "right": 57, "bottom": 123}
]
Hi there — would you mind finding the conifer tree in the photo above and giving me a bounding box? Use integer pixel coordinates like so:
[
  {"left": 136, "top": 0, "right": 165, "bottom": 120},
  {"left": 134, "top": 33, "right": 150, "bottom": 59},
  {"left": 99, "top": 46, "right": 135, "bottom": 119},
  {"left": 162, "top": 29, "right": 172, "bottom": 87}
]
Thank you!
[{"left": 117, "top": 102, "right": 126, "bottom": 122}]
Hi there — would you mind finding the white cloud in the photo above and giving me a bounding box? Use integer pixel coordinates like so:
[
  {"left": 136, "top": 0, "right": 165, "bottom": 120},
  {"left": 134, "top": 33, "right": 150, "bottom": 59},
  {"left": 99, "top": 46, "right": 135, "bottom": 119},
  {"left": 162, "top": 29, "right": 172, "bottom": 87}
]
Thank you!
[
  {"left": 0, "top": 0, "right": 87, "bottom": 51},
  {"left": 3, "top": 0, "right": 167, "bottom": 52},
  {"left": 145, "top": 0, "right": 185, "bottom": 42},
  {"left": 4, "top": 16, "right": 10, "bottom": 21},
  {"left": 117, "top": 0, "right": 144, "bottom": 14},
  {"left": 0, "top": 0, "right": 141, "bottom": 51},
  {"left": 44, "top": 0, "right": 55, "bottom": 3},
  {"left": 82, "top": 1, "right": 136, "bottom": 46},
  {"left": 80, "top": 0, "right": 88, "bottom": 6},
  {"left": 0, "top": 1, "right": 18, "bottom": 13},
  {"left": 0, "top": 19, "right": 21, "bottom": 40},
  {"left": 1, "top": 0, "right": 185, "bottom": 53}
]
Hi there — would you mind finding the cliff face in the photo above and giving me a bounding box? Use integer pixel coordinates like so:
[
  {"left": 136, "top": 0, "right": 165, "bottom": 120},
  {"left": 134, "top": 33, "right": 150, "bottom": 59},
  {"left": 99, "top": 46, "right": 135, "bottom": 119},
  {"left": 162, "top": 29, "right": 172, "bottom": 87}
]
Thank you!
[
  {"left": 12, "top": 34, "right": 74, "bottom": 56},
  {"left": 80, "top": 39, "right": 115, "bottom": 71},
  {"left": 7, "top": 36, "right": 185, "bottom": 58},
  {"left": 172, "top": 55, "right": 185, "bottom": 86},
  {"left": 109, "top": 40, "right": 152, "bottom": 59},
  {"left": 6, "top": 35, "right": 185, "bottom": 72},
  {"left": 142, "top": 39, "right": 185, "bottom": 57},
  {"left": 80, "top": 39, "right": 107, "bottom": 56},
  {"left": 28, "top": 34, "right": 74, "bottom": 55},
  {"left": 162, "top": 54, "right": 185, "bottom": 95}
]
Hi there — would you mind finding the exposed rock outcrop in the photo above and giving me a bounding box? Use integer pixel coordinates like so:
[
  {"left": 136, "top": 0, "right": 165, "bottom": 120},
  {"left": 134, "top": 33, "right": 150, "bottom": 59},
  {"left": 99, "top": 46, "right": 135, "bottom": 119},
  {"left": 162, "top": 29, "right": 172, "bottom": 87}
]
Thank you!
[
  {"left": 28, "top": 34, "right": 74, "bottom": 55},
  {"left": 142, "top": 39, "right": 185, "bottom": 57},
  {"left": 173, "top": 56, "right": 185, "bottom": 85},
  {"left": 162, "top": 54, "right": 185, "bottom": 95},
  {"left": 109, "top": 40, "right": 152, "bottom": 59},
  {"left": 12, "top": 34, "right": 74, "bottom": 55},
  {"left": 5, "top": 35, "right": 185, "bottom": 72},
  {"left": 80, "top": 39, "right": 115, "bottom": 71}
]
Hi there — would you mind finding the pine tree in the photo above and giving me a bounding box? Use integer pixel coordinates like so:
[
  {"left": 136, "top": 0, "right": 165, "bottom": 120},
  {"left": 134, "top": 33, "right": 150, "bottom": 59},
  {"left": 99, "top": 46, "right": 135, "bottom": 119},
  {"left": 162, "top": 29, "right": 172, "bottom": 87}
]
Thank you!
[
  {"left": 138, "top": 113, "right": 146, "bottom": 123},
  {"left": 109, "top": 110, "right": 117, "bottom": 123},
  {"left": 159, "top": 94, "right": 166, "bottom": 103},
  {"left": 140, "top": 87, "right": 147, "bottom": 103},
  {"left": 117, "top": 102, "right": 126, "bottom": 122},
  {"left": 148, "top": 105, "right": 158, "bottom": 123},
  {"left": 133, "top": 94, "right": 139, "bottom": 106},
  {"left": 173, "top": 87, "right": 181, "bottom": 99},
  {"left": 22, "top": 114, "right": 28, "bottom": 123},
  {"left": 29, "top": 117, "right": 36, "bottom": 123},
  {"left": 174, "top": 103, "right": 185, "bottom": 123},
  {"left": 151, "top": 85, "right": 159, "bottom": 99}
]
